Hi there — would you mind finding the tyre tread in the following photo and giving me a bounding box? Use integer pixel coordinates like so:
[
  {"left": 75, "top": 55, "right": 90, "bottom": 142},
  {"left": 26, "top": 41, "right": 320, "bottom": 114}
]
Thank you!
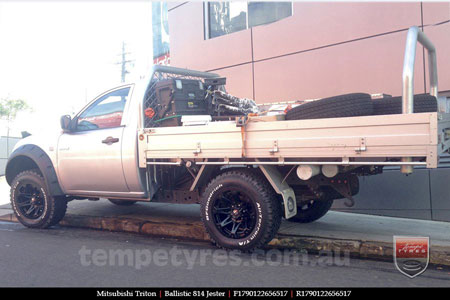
[
  {"left": 10, "top": 169, "right": 67, "bottom": 228},
  {"left": 288, "top": 199, "right": 333, "bottom": 223},
  {"left": 373, "top": 94, "right": 437, "bottom": 115},
  {"left": 200, "top": 169, "right": 282, "bottom": 252},
  {"left": 285, "top": 93, "right": 373, "bottom": 121}
]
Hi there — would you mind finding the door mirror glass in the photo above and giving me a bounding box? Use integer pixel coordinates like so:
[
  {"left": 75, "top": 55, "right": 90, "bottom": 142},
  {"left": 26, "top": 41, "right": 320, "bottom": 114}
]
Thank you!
[{"left": 60, "top": 115, "right": 72, "bottom": 131}]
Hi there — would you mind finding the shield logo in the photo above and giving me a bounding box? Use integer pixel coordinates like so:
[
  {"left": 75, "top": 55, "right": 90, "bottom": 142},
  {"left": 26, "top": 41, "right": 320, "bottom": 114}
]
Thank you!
[{"left": 393, "top": 236, "right": 429, "bottom": 278}]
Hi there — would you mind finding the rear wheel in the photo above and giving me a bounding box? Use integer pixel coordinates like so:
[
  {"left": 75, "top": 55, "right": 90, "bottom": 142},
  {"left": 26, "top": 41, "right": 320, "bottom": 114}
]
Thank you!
[
  {"left": 287, "top": 199, "right": 333, "bottom": 223},
  {"left": 10, "top": 170, "right": 67, "bottom": 228},
  {"left": 108, "top": 199, "right": 137, "bottom": 206},
  {"left": 200, "top": 169, "right": 282, "bottom": 251}
]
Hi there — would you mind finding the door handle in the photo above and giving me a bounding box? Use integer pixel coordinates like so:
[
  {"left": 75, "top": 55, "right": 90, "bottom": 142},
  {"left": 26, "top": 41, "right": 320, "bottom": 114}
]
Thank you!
[{"left": 102, "top": 136, "right": 119, "bottom": 145}]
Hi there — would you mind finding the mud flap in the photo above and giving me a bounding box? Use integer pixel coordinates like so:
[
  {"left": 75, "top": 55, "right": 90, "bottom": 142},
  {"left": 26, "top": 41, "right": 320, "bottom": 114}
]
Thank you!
[{"left": 258, "top": 164, "right": 297, "bottom": 219}]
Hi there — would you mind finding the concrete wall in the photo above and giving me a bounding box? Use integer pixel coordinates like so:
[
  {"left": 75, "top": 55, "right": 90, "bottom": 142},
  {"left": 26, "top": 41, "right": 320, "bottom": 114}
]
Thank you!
[
  {"left": 168, "top": 2, "right": 450, "bottom": 103},
  {"left": 332, "top": 160, "right": 450, "bottom": 222},
  {"left": 0, "top": 137, "right": 20, "bottom": 176}
]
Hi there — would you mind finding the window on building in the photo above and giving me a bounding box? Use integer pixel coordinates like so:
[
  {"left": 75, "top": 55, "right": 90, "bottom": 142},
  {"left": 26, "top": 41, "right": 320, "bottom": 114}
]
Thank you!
[
  {"left": 248, "top": 2, "right": 292, "bottom": 27},
  {"left": 206, "top": 2, "right": 292, "bottom": 39}
]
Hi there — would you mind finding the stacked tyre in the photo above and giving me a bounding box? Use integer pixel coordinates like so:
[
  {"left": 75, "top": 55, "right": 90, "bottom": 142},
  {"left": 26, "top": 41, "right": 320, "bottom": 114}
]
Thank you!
[
  {"left": 285, "top": 93, "right": 373, "bottom": 121},
  {"left": 372, "top": 94, "right": 437, "bottom": 115},
  {"left": 285, "top": 93, "right": 437, "bottom": 121}
]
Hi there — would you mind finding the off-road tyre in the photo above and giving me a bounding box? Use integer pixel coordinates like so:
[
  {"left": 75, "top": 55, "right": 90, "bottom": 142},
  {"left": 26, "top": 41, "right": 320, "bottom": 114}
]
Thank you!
[
  {"left": 10, "top": 170, "right": 67, "bottom": 228},
  {"left": 48, "top": 196, "right": 68, "bottom": 226},
  {"left": 287, "top": 198, "right": 333, "bottom": 223},
  {"left": 200, "top": 169, "right": 282, "bottom": 251},
  {"left": 108, "top": 199, "right": 138, "bottom": 206},
  {"left": 372, "top": 94, "right": 437, "bottom": 115},
  {"left": 285, "top": 93, "right": 373, "bottom": 120}
]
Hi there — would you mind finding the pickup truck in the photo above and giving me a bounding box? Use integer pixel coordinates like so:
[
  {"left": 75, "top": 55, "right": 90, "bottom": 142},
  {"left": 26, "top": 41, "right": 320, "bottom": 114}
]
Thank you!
[{"left": 5, "top": 26, "right": 450, "bottom": 251}]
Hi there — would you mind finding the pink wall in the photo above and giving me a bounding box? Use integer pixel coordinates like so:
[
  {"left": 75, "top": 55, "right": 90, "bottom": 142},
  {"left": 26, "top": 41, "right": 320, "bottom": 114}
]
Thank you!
[
  {"left": 253, "top": 31, "right": 425, "bottom": 102},
  {"left": 211, "top": 64, "right": 254, "bottom": 100},
  {"left": 168, "top": 2, "right": 254, "bottom": 100},
  {"left": 168, "top": 2, "right": 450, "bottom": 103},
  {"left": 422, "top": 2, "right": 450, "bottom": 95},
  {"left": 169, "top": 2, "right": 252, "bottom": 71},
  {"left": 251, "top": 2, "right": 422, "bottom": 61}
]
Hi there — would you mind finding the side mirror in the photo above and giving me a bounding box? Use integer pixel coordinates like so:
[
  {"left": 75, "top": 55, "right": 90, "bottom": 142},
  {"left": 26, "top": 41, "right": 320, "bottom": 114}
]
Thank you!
[
  {"left": 60, "top": 115, "right": 72, "bottom": 131},
  {"left": 21, "top": 131, "right": 31, "bottom": 138}
]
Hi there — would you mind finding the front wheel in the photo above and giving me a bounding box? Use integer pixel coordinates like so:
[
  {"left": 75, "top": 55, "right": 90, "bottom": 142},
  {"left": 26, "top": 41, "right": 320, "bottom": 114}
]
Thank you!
[
  {"left": 287, "top": 199, "right": 333, "bottom": 223},
  {"left": 10, "top": 170, "right": 67, "bottom": 228},
  {"left": 200, "top": 169, "right": 282, "bottom": 251}
]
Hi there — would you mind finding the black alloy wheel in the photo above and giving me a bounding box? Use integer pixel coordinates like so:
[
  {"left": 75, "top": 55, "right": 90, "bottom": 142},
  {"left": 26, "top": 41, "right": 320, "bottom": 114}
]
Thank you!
[
  {"left": 211, "top": 188, "right": 257, "bottom": 239},
  {"left": 200, "top": 169, "right": 282, "bottom": 251},
  {"left": 10, "top": 170, "right": 67, "bottom": 228},
  {"left": 14, "top": 180, "right": 46, "bottom": 219}
]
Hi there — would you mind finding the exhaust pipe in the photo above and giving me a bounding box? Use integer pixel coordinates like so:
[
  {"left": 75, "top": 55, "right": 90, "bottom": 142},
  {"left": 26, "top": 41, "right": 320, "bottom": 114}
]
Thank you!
[
  {"left": 296, "top": 165, "right": 320, "bottom": 180},
  {"left": 296, "top": 164, "right": 341, "bottom": 180},
  {"left": 321, "top": 165, "right": 339, "bottom": 178}
]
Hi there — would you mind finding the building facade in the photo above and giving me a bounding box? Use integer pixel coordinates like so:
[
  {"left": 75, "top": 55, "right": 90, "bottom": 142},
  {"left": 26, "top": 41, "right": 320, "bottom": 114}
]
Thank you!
[
  {"left": 166, "top": 2, "right": 450, "bottom": 102},
  {"left": 162, "top": 2, "right": 450, "bottom": 221}
]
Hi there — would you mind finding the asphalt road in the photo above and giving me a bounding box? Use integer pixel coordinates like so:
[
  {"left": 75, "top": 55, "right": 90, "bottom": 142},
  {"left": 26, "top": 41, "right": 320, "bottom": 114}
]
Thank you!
[{"left": 0, "top": 221, "right": 449, "bottom": 287}]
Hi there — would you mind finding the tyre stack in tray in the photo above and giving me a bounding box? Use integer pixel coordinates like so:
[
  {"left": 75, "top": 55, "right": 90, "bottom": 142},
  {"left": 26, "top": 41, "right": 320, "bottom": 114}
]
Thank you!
[
  {"left": 284, "top": 93, "right": 437, "bottom": 121},
  {"left": 285, "top": 93, "right": 373, "bottom": 120},
  {"left": 372, "top": 94, "right": 438, "bottom": 115},
  {"left": 281, "top": 93, "right": 437, "bottom": 226}
]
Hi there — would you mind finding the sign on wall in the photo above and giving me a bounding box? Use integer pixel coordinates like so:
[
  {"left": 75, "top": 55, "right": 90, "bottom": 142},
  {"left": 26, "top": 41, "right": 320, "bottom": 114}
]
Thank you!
[{"left": 152, "top": 2, "right": 170, "bottom": 65}]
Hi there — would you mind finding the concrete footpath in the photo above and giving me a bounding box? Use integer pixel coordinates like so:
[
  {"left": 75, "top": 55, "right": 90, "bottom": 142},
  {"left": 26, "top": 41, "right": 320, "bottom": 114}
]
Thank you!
[{"left": 0, "top": 199, "right": 449, "bottom": 266}]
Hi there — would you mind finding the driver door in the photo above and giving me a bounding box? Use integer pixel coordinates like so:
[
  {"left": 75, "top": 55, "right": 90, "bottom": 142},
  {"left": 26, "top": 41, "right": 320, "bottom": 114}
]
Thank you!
[{"left": 57, "top": 86, "right": 132, "bottom": 196}]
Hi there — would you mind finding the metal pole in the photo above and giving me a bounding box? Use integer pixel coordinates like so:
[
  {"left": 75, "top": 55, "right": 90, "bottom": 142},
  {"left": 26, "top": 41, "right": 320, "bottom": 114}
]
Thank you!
[
  {"left": 401, "top": 26, "right": 438, "bottom": 174},
  {"left": 402, "top": 26, "right": 438, "bottom": 114}
]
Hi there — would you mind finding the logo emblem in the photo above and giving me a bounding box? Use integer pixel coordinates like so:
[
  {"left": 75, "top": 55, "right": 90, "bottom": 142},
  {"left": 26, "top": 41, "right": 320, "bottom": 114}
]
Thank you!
[{"left": 394, "top": 236, "right": 429, "bottom": 278}]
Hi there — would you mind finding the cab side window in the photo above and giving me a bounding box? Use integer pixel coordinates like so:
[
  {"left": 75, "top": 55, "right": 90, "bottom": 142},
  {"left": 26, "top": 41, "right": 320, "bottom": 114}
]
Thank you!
[{"left": 77, "top": 87, "right": 130, "bottom": 131}]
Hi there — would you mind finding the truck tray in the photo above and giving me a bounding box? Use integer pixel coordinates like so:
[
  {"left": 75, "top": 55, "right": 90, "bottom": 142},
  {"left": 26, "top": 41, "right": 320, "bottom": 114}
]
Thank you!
[
  {"left": 138, "top": 26, "right": 450, "bottom": 173},
  {"left": 138, "top": 111, "right": 450, "bottom": 169}
]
